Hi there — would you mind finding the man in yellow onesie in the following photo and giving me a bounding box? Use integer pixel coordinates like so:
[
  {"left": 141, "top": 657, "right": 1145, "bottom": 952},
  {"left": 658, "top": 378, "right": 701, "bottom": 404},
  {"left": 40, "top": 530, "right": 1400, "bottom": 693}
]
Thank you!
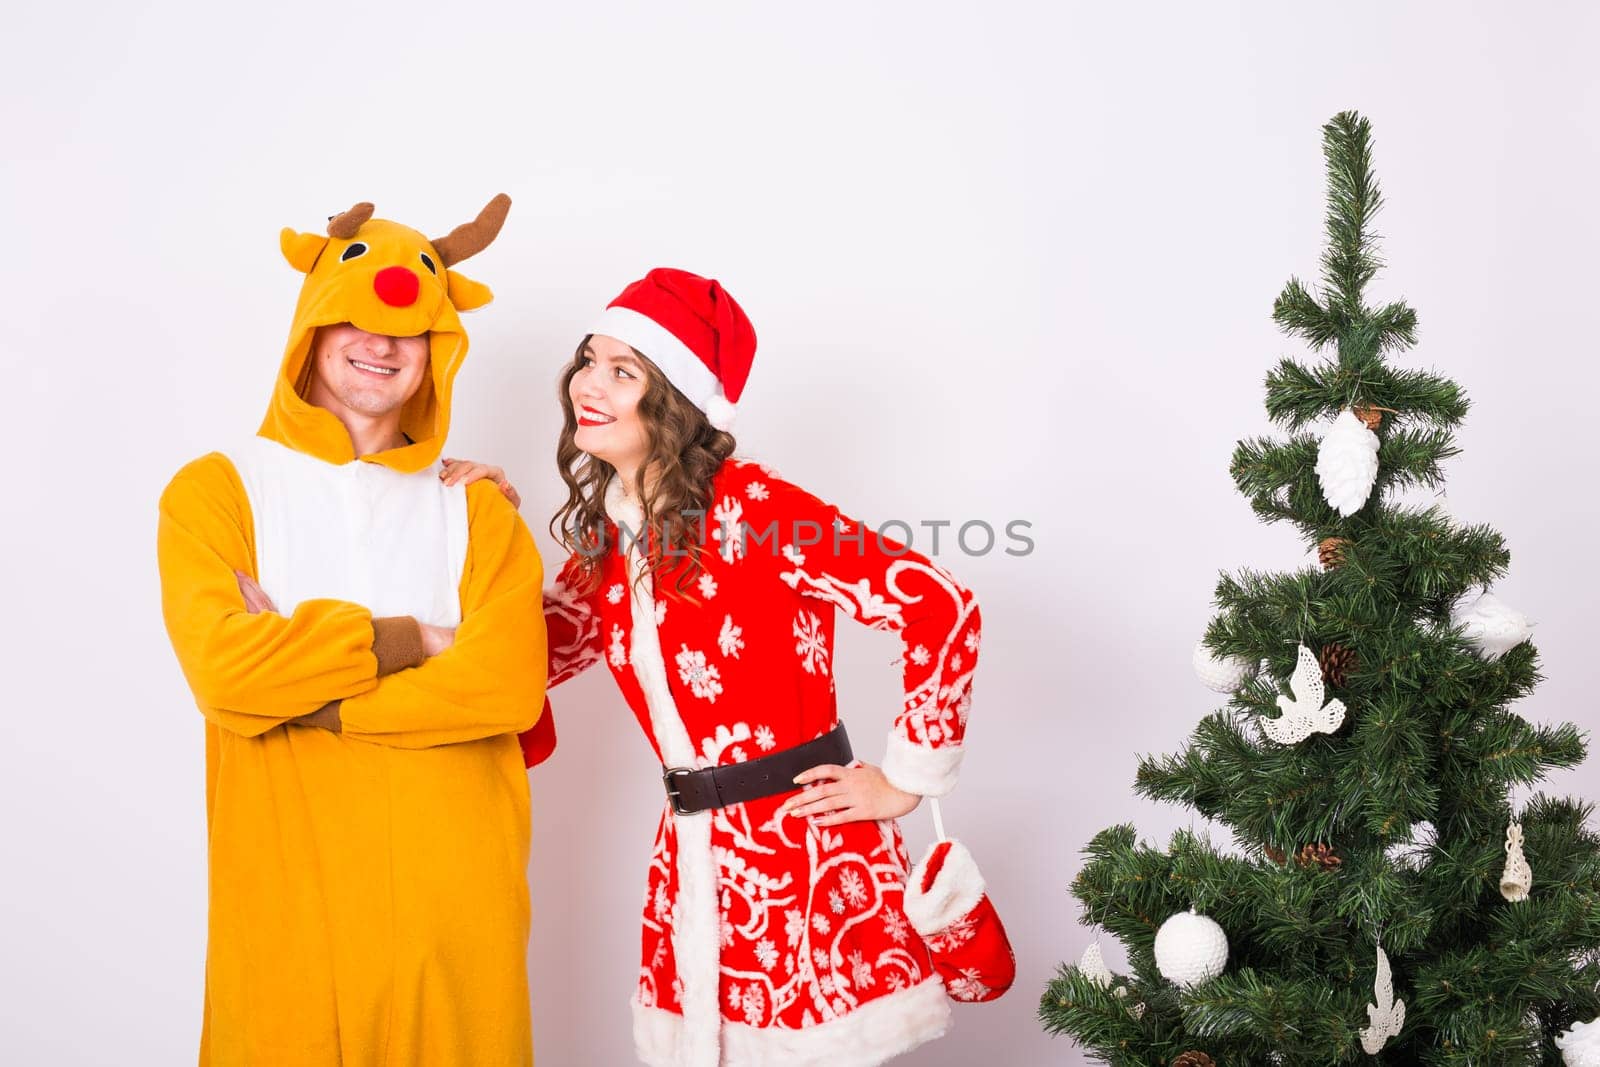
[{"left": 157, "top": 196, "right": 546, "bottom": 1065}]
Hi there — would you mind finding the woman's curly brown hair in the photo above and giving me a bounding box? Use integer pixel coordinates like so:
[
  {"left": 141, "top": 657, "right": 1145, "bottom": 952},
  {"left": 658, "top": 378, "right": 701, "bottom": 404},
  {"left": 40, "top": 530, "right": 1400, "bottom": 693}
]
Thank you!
[{"left": 550, "top": 336, "right": 736, "bottom": 601}]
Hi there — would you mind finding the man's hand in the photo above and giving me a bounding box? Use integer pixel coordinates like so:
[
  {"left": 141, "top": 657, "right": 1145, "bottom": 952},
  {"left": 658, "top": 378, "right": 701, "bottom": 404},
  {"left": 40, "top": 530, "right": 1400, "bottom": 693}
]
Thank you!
[
  {"left": 440, "top": 457, "right": 521, "bottom": 509},
  {"left": 778, "top": 762, "right": 921, "bottom": 827},
  {"left": 235, "top": 571, "right": 278, "bottom": 614},
  {"left": 420, "top": 623, "right": 456, "bottom": 657}
]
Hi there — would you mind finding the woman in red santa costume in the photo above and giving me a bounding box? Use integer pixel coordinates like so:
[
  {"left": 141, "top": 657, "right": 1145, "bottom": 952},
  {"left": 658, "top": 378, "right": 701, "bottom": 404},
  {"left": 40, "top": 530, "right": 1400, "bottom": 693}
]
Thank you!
[{"left": 448, "top": 268, "right": 986, "bottom": 1066}]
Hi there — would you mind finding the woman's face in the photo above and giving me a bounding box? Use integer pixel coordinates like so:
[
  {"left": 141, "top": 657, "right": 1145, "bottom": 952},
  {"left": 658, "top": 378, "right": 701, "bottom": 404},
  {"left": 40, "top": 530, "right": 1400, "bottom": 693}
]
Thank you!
[{"left": 570, "top": 334, "right": 651, "bottom": 477}]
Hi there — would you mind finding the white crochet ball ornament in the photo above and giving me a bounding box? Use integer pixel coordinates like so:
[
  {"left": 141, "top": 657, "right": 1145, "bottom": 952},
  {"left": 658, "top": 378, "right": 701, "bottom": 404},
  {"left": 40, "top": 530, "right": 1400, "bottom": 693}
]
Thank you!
[
  {"left": 1192, "top": 642, "right": 1259, "bottom": 694},
  {"left": 1154, "top": 908, "right": 1229, "bottom": 988}
]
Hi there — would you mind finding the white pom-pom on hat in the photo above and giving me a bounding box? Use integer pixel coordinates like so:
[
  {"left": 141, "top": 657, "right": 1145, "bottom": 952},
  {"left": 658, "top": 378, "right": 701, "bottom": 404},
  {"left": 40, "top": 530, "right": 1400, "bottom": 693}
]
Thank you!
[{"left": 705, "top": 389, "right": 737, "bottom": 432}]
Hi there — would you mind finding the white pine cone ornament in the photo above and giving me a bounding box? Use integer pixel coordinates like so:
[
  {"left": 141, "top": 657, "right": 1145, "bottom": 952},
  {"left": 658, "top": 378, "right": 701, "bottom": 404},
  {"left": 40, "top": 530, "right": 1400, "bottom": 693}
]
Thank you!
[
  {"left": 1451, "top": 590, "right": 1533, "bottom": 660},
  {"left": 1192, "top": 641, "right": 1258, "bottom": 693},
  {"left": 1154, "top": 908, "right": 1229, "bottom": 988},
  {"left": 1316, "top": 409, "right": 1381, "bottom": 516},
  {"left": 1559, "top": 1018, "right": 1600, "bottom": 1066}
]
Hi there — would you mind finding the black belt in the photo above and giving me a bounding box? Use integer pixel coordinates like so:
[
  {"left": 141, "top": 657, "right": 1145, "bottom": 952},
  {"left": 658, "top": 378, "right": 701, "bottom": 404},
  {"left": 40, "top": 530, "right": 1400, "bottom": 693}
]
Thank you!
[{"left": 662, "top": 724, "right": 852, "bottom": 816}]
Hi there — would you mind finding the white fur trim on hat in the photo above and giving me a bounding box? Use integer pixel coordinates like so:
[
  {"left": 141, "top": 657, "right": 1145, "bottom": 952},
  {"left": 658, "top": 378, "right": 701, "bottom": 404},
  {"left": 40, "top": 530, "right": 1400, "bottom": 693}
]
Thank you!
[
  {"left": 881, "top": 733, "right": 964, "bottom": 797},
  {"left": 591, "top": 305, "right": 723, "bottom": 416},
  {"left": 903, "top": 839, "right": 986, "bottom": 937}
]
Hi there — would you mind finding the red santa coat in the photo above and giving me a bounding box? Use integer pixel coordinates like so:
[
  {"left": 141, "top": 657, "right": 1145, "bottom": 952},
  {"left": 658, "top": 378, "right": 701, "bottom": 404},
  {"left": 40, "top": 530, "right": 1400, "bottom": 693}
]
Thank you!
[{"left": 541, "top": 458, "right": 981, "bottom": 1067}]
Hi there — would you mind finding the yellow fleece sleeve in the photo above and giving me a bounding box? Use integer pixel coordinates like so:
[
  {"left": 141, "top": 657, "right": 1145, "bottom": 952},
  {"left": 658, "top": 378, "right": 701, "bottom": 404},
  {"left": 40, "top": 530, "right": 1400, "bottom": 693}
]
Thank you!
[
  {"left": 158, "top": 453, "right": 384, "bottom": 735},
  {"left": 335, "top": 480, "right": 548, "bottom": 748}
]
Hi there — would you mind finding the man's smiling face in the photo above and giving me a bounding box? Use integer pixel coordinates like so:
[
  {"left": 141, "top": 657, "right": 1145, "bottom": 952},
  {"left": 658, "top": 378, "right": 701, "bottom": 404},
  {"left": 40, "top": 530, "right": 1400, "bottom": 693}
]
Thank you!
[{"left": 306, "top": 322, "right": 430, "bottom": 419}]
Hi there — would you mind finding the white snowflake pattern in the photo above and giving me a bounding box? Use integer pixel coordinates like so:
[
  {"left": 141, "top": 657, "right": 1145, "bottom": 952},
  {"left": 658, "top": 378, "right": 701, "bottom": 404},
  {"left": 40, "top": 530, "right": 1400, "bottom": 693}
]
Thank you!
[
  {"left": 674, "top": 645, "right": 724, "bottom": 702},
  {"left": 945, "top": 968, "right": 993, "bottom": 1002},
  {"left": 849, "top": 950, "right": 876, "bottom": 991},
  {"left": 753, "top": 725, "right": 777, "bottom": 751},
  {"left": 653, "top": 885, "right": 671, "bottom": 923},
  {"left": 655, "top": 600, "right": 667, "bottom": 625},
  {"left": 711, "top": 496, "right": 746, "bottom": 564},
  {"left": 784, "top": 909, "right": 806, "bottom": 947},
  {"left": 819, "top": 973, "right": 836, "bottom": 997},
  {"left": 794, "top": 611, "right": 830, "bottom": 676},
  {"left": 838, "top": 868, "right": 868, "bottom": 908},
  {"left": 964, "top": 630, "right": 980, "bottom": 653},
  {"left": 727, "top": 983, "right": 742, "bottom": 1010},
  {"left": 828, "top": 888, "right": 845, "bottom": 915},
  {"left": 812, "top": 913, "right": 831, "bottom": 936},
  {"left": 608, "top": 623, "right": 628, "bottom": 667},
  {"left": 755, "top": 939, "right": 779, "bottom": 971},
  {"left": 745, "top": 480, "right": 769, "bottom": 501},
  {"left": 781, "top": 543, "right": 806, "bottom": 567},
  {"left": 606, "top": 583, "right": 625, "bottom": 605},
  {"left": 740, "top": 983, "right": 765, "bottom": 1026},
  {"left": 719, "top": 918, "right": 736, "bottom": 948},
  {"left": 952, "top": 653, "right": 964, "bottom": 672},
  {"left": 886, "top": 972, "right": 907, "bottom": 993},
  {"left": 924, "top": 914, "right": 979, "bottom": 954},
  {"left": 718, "top": 615, "right": 745, "bottom": 659},
  {"left": 812, "top": 948, "right": 830, "bottom": 972},
  {"left": 698, "top": 573, "right": 718, "bottom": 599},
  {"left": 882, "top": 910, "right": 909, "bottom": 944},
  {"left": 908, "top": 645, "right": 931, "bottom": 667},
  {"left": 730, "top": 746, "right": 748, "bottom": 763}
]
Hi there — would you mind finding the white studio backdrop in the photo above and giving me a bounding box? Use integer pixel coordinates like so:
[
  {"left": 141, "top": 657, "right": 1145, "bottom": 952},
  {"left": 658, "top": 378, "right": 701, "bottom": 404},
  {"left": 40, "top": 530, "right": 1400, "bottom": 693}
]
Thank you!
[{"left": 3, "top": 2, "right": 1598, "bottom": 1064}]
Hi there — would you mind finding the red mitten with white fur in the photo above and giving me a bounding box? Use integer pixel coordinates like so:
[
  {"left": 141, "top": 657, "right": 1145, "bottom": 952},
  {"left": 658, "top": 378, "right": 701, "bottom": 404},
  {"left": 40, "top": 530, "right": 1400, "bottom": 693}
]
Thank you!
[{"left": 903, "top": 839, "right": 1015, "bottom": 1002}]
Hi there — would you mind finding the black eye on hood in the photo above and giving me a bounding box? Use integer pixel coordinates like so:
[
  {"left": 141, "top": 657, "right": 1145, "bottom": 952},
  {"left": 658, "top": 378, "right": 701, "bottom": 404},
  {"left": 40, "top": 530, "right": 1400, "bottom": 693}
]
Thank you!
[
  {"left": 340, "top": 242, "right": 369, "bottom": 262},
  {"left": 419, "top": 252, "right": 437, "bottom": 275}
]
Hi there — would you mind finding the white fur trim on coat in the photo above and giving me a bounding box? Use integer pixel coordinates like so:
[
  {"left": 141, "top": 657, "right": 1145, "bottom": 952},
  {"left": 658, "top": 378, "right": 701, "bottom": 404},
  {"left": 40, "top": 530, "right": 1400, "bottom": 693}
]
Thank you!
[
  {"left": 607, "top": 476, "right": 723, "bottom": 1067},
  {"left": 881, "top": 732, "right": 964, "bottom": 798},
  {"left": 902, "top": 839, "right": 986, "bottom": 937},
  {"left": 632, "top": 974, "right": 951, "bottom": 1067}
]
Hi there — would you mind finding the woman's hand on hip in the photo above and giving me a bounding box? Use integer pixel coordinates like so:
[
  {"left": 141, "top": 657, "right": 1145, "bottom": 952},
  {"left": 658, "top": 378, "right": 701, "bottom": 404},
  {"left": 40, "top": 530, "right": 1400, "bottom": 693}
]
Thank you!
[
  {"left": 439, "top": 457, "right": 521, "bottom": 509},
  {"left": 779, "top": 763, "right": 920, "bottom": 826}
]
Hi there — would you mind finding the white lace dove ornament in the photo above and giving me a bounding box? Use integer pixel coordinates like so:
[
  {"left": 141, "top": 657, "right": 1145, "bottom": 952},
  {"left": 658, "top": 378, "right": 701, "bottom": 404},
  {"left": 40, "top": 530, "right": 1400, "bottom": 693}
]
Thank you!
[
  {"left": 1359, "top": 945, "right": 1406, "bottom": 1054},
  {"left": 1316, "top": 409, "right": 1381, "bottom": 516},
  {"left": 1261, "top": 644, "right": 1348, "bottom": 745},
  {"left": 1451, "top": 590, "right": 1533, "bottom": 660},
  {"left": 1559, "top": 1017, "right": 1600, "bottom": 1066}
]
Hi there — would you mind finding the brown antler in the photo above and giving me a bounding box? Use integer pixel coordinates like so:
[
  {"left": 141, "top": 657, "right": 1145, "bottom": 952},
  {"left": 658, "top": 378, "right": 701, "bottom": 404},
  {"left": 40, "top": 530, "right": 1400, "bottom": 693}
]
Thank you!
[
  {"left": 327, "top": 202, "right": 375, "bottom": 239},
  {"left": 431, "top": 193, "right": 512, "bottom": 267}
]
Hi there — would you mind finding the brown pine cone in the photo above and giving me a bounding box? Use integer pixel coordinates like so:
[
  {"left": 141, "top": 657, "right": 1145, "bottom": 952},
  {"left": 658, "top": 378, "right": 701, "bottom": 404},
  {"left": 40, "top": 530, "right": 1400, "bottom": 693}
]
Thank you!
[
  {"left": 1319, "top": 643, "right": 1357, "bottom": 688},
  {"left": 1295, "top": 842, "right": 1342, "bottom": 870},
  {"left": 1353, "top": 405, "right": 1384, "bottom": 431},
  {"left": 1317, "top": 536, "right": 1350, "bottom": 569},
  {"left": 1264, "top": 844, "right": 1287, "bottom": 864},
  {"left": 1172, "top": 1053, "right": 1217, "bottom": 1067}
]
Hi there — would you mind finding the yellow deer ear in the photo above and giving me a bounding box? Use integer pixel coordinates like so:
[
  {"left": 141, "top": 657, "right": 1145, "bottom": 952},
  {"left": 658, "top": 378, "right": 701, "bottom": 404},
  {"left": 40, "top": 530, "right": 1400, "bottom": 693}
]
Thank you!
[
  {"left": 279, "top": 229, "right": 328, "bottom": 273},
  {"left": 446, "top": 269, "right": 494, "bottom": 311}
]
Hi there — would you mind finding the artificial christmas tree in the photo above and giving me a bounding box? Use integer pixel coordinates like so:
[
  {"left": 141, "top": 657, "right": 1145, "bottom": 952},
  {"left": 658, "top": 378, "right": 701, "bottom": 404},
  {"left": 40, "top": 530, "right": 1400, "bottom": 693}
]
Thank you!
[{"left": 1040, "top": 112, "right": 1600, "bottom": 1064}]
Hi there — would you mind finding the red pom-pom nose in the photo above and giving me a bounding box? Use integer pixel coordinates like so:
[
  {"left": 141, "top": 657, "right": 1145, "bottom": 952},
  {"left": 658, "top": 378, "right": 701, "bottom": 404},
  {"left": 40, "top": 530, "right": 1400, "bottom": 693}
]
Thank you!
[{"left": 373, "top": 266, "right": 420, "bottom": 307}]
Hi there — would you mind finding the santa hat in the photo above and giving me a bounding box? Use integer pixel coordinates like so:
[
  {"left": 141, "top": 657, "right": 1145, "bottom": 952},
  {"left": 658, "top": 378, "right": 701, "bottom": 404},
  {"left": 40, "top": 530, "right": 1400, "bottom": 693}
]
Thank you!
[{"left": 588, "top": 268, "right": 756, "bottom": 431}]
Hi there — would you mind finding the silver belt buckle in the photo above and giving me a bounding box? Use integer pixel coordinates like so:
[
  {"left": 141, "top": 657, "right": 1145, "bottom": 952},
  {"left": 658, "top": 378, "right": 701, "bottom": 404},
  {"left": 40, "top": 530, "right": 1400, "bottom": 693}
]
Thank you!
[{"left": 662, "top": 767, "right": 697, "bottom": 815}]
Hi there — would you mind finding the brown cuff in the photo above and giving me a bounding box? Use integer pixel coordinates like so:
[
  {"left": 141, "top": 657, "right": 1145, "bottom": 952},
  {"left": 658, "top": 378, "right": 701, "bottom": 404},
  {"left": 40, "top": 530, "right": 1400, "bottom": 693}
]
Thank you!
[
  {"left": 372, "top": 616, "right": 426, "bottom": 676},
  {"left": 298, "top": 701, "right": 343, "bottom": 733}
]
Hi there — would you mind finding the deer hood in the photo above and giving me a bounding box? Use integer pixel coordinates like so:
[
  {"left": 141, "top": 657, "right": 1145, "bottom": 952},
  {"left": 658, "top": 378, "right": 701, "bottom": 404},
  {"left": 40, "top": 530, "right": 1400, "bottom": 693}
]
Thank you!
[{"left": 260, "top": 194, "right": 511, "bottom": 473}]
